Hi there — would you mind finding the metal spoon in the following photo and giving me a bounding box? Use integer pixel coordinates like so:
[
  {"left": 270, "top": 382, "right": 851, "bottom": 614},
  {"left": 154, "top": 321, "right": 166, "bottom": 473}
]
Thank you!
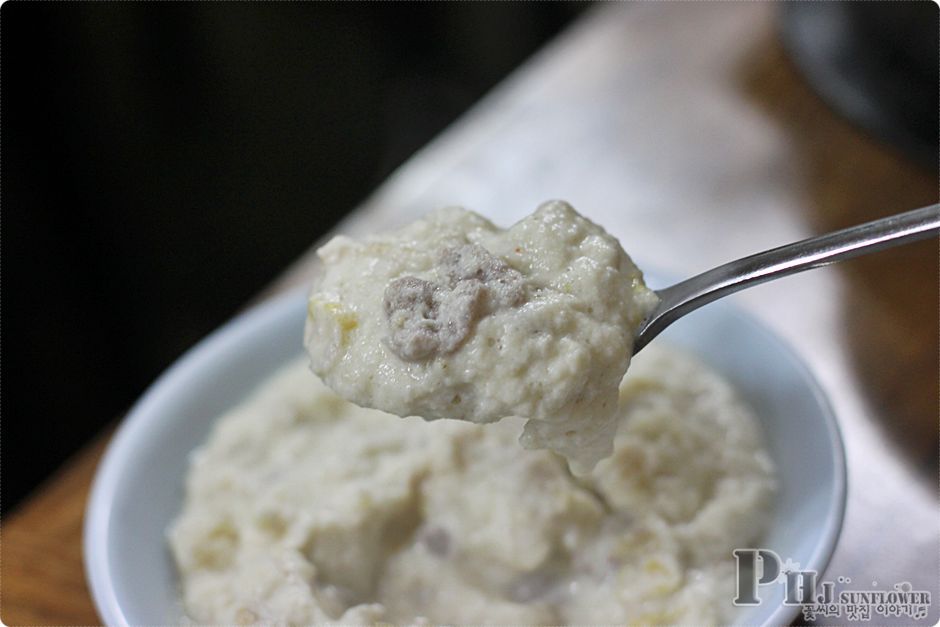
[{"left": 633, "top": 204, "right": 940, "bottom": 354}]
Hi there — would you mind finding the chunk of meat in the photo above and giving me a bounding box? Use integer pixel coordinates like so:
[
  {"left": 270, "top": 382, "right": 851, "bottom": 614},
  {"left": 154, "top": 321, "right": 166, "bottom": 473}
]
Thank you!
[
  {"left": 383, "top": 245, "right": 526, "bottom": 361},
  {"left": 439, "top": 244, "right": 526, "bottom": 310},
  {"left": 383, "top": 277, "right": 443, "bottom": 361}
]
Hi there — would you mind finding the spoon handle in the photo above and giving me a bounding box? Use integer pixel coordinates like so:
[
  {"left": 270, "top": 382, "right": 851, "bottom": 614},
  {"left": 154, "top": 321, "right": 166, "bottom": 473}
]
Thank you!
[{"left": 634, "top": 204, "right": 940, "bottom": 354}]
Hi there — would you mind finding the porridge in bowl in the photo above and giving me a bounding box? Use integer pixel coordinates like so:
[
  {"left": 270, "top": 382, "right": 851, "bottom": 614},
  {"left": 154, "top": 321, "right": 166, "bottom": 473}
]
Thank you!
[
  {"left": 168, "top": 344, "right": 776, "bottom": 624},
  {"left": 170, "top": 203, "right": 776, "bottom": 624}
]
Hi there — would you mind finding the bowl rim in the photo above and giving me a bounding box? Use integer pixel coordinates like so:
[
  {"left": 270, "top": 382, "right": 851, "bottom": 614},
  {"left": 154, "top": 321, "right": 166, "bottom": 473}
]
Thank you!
[
  {"left": 718, "top": 301, "right": 848, "bottom": 626},
  {"left": 83, "top": 287, "right": 848, "bottom": 627},
  {"left": 83, "top": 291, "right": 307, "bottom": 627}
]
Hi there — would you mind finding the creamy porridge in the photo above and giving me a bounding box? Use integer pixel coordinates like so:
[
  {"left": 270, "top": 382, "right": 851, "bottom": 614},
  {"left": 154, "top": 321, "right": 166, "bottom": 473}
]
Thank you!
[
  {"left": 304, "top": 201, "right": 659, "bottom": 473},
  {"left": 169, "top": 344, "right": 776, "bottom": 625}
]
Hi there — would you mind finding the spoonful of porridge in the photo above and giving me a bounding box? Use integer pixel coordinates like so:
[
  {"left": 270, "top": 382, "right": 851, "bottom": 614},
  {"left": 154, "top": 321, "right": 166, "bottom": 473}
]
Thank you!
[{"left": 305, "top": 201, "right": 938, "bottom": 473}]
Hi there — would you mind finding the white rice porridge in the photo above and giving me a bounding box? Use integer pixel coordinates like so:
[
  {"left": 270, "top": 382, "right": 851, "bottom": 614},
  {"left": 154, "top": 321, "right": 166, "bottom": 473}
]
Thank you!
[{"left": 168, "top": 344, "right": 776, "bottom": 625}]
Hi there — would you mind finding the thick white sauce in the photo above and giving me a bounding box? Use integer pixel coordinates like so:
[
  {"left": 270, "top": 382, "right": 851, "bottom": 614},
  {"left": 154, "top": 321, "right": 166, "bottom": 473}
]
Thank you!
[
  {"left": 169, "top": 344, "right": 776, "bottom": 625},
  {"left": 305, "top": 201, "right": 659, "bottom": 472}
]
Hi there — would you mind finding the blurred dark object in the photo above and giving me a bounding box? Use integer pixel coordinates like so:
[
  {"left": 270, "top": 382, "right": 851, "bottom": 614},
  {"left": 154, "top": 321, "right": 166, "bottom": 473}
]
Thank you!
[
  {"left": 779, "top": 1, "right": 938, "bottom": 168},
  {"left": 1, "top": 2, "right": 588, "bottom": 513}
]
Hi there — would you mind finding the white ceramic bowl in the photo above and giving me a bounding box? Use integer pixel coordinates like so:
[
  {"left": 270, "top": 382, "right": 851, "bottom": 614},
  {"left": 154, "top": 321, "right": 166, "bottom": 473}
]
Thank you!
[{"left": 84, "top": 284, "right": 846, "bottom": 626}]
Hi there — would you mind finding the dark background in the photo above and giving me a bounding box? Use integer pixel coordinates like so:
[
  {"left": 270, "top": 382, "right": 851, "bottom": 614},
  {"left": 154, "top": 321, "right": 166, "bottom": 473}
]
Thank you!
[{"left": 1, "top": 2, "right": 587, "bottom": 513}]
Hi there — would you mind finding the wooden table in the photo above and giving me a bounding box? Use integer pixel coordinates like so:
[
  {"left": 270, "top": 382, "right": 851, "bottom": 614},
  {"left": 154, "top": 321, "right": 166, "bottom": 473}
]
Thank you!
[{"left": 4, "top": 4, "right": 936, "bottom": 625}]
